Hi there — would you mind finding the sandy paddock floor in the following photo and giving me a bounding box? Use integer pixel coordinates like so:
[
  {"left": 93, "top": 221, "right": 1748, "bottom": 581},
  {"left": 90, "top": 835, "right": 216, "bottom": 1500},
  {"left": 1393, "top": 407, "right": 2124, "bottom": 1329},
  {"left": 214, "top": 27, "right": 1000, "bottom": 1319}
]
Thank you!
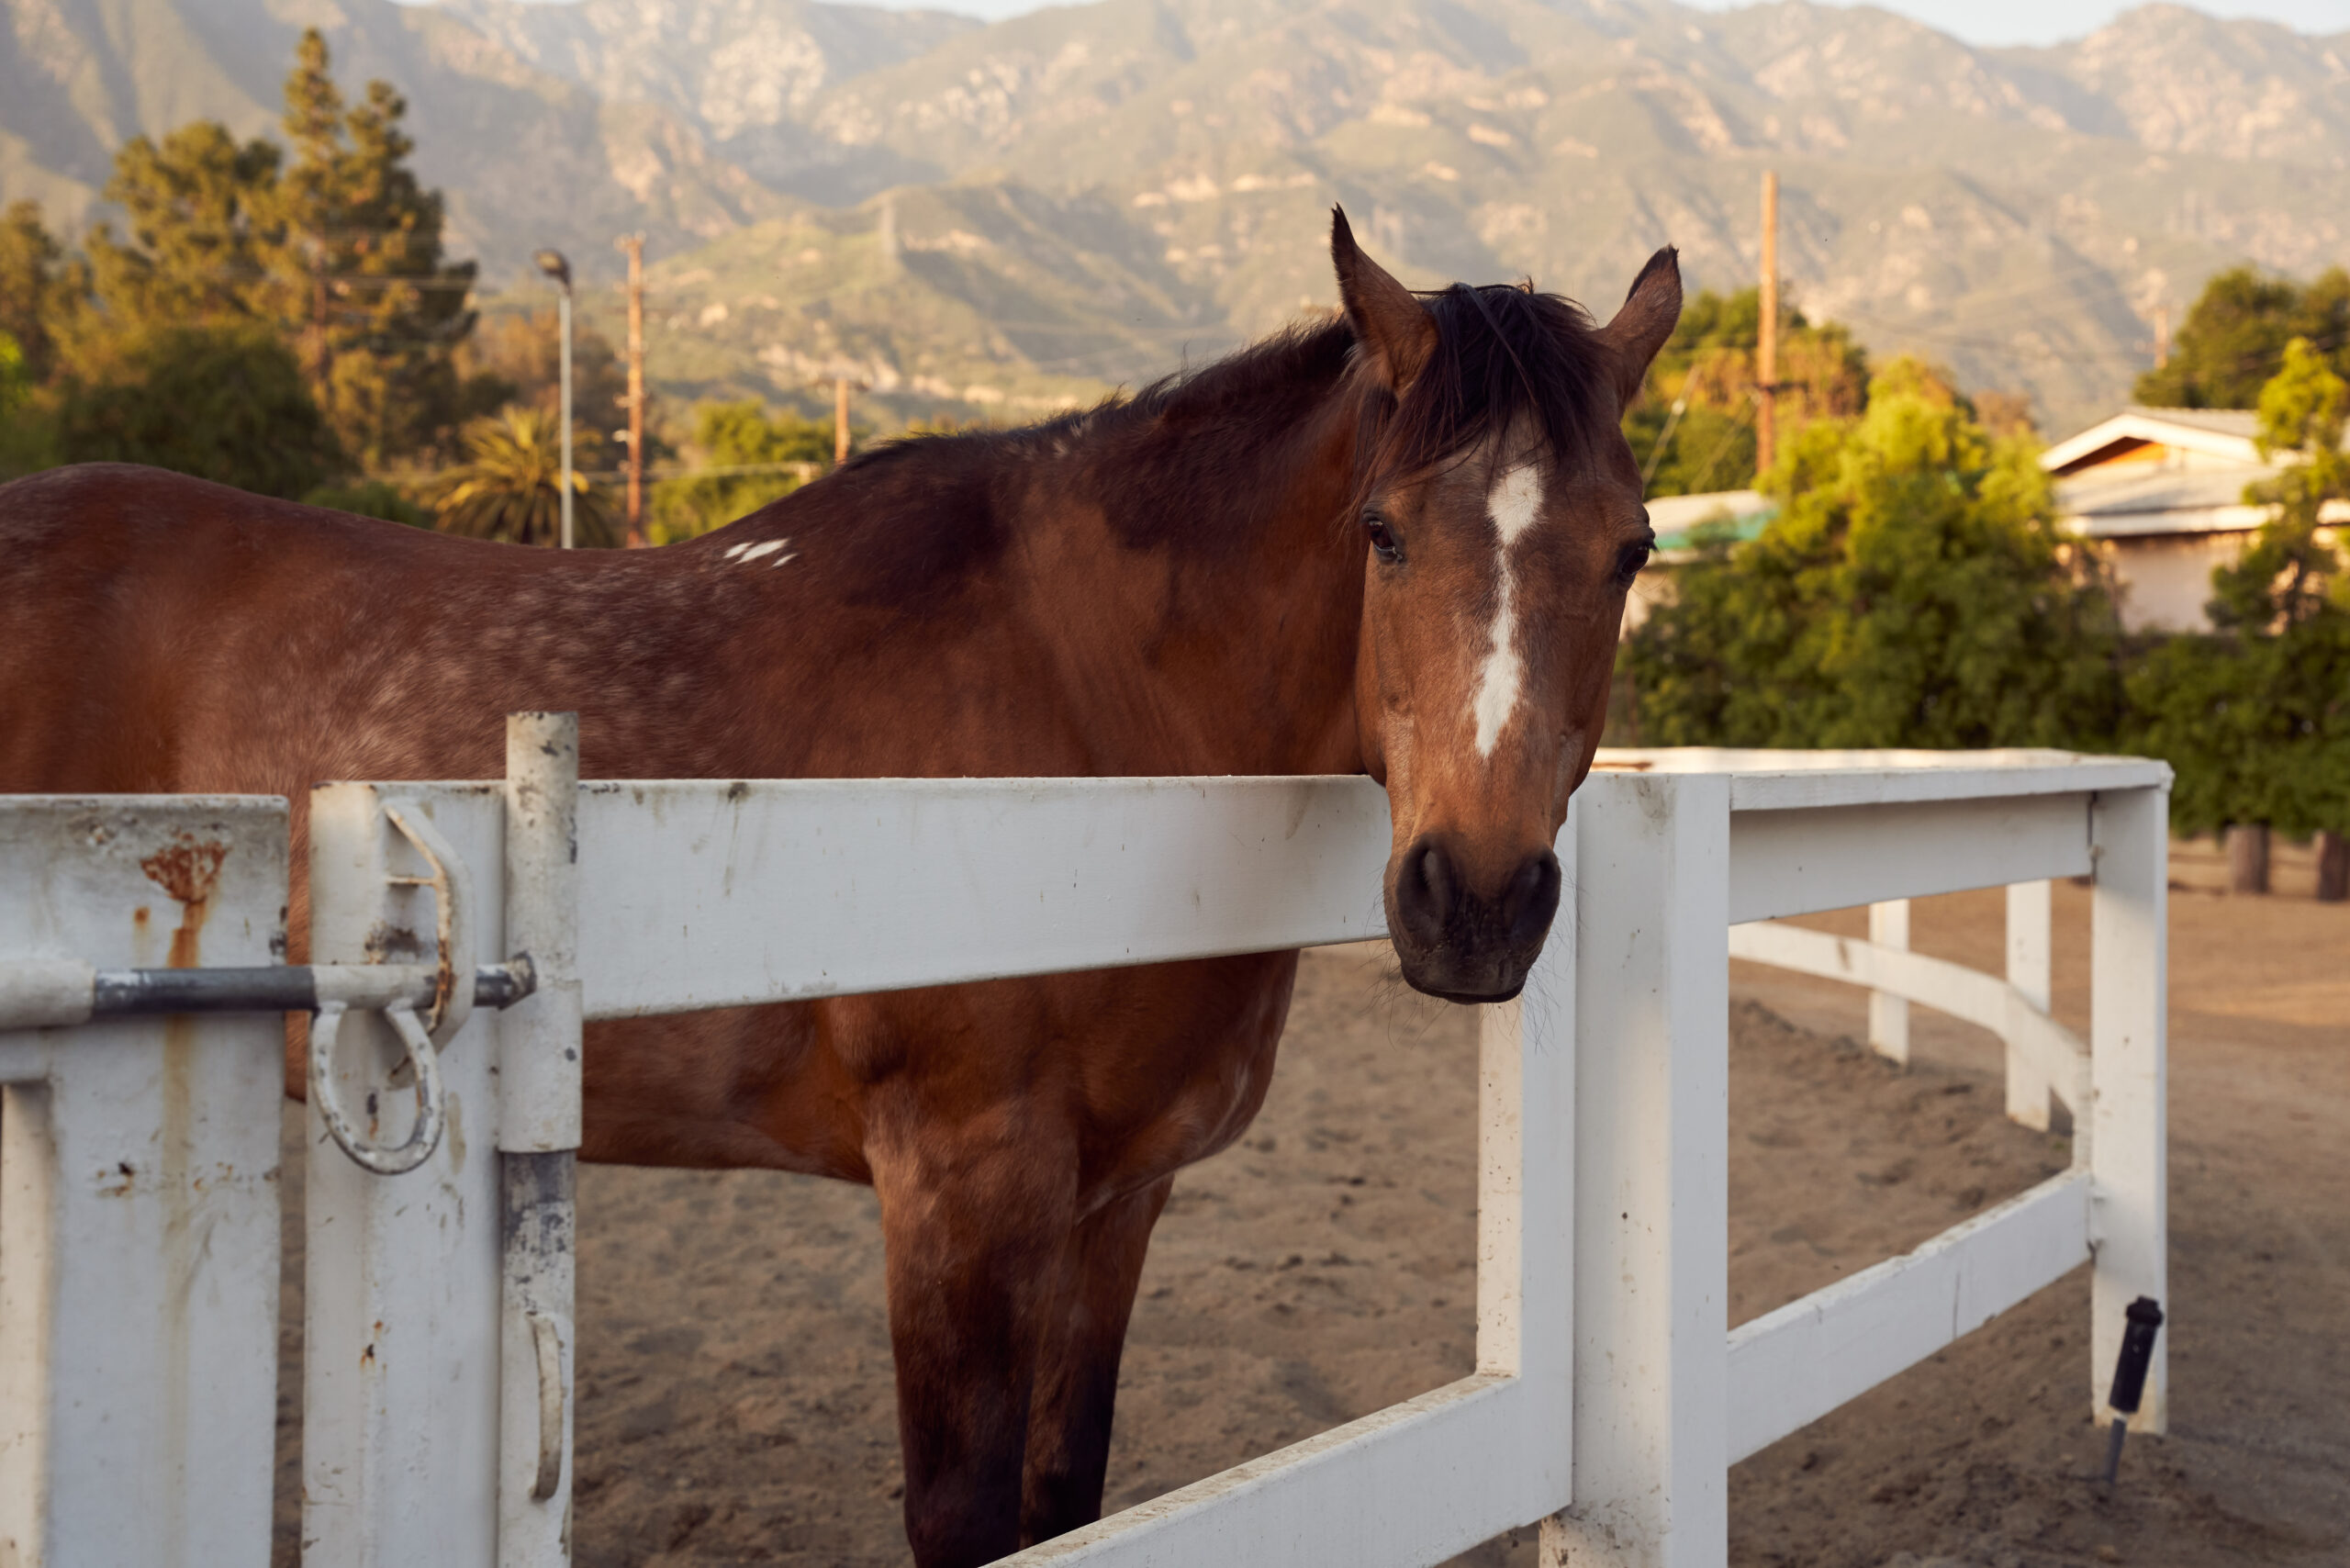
[{"left": 271, "top": 861, "right": 2350, "bottom": 1568}]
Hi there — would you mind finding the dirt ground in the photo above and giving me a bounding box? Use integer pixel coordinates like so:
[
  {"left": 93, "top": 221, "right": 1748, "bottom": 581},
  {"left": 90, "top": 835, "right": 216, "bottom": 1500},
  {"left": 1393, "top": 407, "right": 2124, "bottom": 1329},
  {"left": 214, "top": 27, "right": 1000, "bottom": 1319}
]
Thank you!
[{"left": 271, "top": 842, "right": 2350, "bottom": 1567}]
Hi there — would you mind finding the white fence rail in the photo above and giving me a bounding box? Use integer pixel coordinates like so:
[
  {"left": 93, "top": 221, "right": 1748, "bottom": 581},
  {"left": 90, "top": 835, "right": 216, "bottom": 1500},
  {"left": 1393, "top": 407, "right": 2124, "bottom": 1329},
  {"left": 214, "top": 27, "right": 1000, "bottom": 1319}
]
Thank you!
[{"left": 0, "top": 745, "right": 2166, "bottom": 1568}]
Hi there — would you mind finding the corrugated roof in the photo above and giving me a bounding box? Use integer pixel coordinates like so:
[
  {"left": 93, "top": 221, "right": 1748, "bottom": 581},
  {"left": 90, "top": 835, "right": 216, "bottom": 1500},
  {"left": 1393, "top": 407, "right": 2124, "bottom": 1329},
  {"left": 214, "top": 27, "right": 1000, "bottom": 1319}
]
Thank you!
[{"left": 2056, "top": 466, "right": 2260, "bottom": 516}]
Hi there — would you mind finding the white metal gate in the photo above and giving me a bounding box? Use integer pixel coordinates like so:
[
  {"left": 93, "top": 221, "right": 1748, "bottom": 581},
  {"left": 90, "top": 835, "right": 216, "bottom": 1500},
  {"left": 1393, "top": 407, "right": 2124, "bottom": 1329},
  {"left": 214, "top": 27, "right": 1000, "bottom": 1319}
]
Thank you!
[{"left": 0, "top": 798, "right": 286, "bottom": 1566}]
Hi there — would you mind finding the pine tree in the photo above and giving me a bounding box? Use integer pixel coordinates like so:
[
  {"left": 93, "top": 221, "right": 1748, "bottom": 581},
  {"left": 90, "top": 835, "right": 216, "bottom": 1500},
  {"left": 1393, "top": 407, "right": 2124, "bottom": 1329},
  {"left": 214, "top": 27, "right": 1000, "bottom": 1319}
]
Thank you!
[
  {"left": 61, "top": 31, "right": 474, "bottom": 466},
  {"left": 262, "top": 30, "right": 478, "bottom": 468},
  {"left": 75, "top": 123, "right": 280, "bottom": 350}
]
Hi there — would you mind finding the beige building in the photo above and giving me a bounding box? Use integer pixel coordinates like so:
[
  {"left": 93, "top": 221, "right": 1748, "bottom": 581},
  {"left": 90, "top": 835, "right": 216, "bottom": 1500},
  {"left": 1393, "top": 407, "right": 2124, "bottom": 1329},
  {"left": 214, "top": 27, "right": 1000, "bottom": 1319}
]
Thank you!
[{"left": 2043, "top": 407, "right": 2345, "bottom": 633}]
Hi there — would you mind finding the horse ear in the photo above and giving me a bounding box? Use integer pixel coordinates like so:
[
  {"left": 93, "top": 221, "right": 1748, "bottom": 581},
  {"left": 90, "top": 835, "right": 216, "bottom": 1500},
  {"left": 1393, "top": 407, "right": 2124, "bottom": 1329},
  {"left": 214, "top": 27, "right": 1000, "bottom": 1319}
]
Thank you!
[
  {"left": 1331, "top": 206, "right": 1437, "bottom": 393},
  {"left": 1600, "top": 245, "right": 1683, "bottom": 407}
]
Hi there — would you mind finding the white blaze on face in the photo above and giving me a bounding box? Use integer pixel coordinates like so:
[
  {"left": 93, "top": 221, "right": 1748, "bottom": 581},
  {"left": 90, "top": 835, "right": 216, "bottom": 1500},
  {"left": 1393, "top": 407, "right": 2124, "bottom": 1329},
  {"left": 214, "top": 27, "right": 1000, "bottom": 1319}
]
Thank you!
[{"left": 1470, "top": 463, "right": 1543, "bottom": 759}]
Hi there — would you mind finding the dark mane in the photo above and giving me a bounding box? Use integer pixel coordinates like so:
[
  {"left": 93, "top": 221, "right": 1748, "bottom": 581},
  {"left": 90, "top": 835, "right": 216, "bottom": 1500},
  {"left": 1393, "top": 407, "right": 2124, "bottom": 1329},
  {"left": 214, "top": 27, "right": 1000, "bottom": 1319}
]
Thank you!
[
  {"left": 846, "top": 274, "right": 1614, "bottom": 490},
  {"left": 1083, "top": 319, "right": 1361, "bottom": 552},
  {"left": 1367, "top": 283, "right": 1615, "bottom": 493},
  {"left": 813, "top": 280, "right": 1616, "bottom": 585}
]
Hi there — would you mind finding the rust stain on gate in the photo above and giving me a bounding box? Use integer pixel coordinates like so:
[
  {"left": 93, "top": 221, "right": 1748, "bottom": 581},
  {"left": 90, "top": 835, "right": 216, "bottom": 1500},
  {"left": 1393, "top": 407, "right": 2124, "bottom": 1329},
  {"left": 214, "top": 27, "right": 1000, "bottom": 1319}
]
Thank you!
[
  {"left": 140, "top": 834, "right": 229, "bottom": 969},
  {"left": 137, "top": 829, "right": 227, "bottom": 1554}
]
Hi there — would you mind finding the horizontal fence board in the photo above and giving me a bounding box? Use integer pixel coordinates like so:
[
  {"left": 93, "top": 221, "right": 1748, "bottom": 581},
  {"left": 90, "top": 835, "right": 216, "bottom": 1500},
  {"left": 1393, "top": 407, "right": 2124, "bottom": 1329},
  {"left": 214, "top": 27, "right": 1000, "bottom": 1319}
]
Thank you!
[
  {"left": 1004, "top": 1374, "right": 1563, "bottom": 1568},
  {"left": 1727, "top": 922, "right": 2088, "bottom": 1113},
  {"left": 576, "top": 777, "right": 1394, "bottom": 1019},
  {"left": 1729, "top": 794, "right": 2094, "bottom": 922},
  {"left": 1596, "top": 750, "right": 2168, "bottom": 812},
  {"left": 1726, "top": 1170, "right": 2091, "bottom": 1465}
]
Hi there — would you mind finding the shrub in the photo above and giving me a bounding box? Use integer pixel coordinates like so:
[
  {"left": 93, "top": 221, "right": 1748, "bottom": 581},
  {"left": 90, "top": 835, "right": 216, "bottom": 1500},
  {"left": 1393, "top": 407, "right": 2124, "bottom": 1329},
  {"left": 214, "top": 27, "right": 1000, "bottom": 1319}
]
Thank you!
[{"left": 1621, "top": 359, "right": 2127, "bottom": 749}]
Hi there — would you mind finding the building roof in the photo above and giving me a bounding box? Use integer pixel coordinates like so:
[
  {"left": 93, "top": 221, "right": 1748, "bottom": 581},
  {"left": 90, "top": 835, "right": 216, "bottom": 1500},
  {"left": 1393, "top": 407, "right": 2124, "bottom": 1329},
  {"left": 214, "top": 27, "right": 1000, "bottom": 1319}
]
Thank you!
[
  {"left": 2038, "top": 405, "right": 2329, "bottom": 538},
  {"left": 1648, "top": 488, "right": 1776, "bottom": 556},
  {"left": 2053, "top": 466, "right": 2271, "bottom": 538},
  {"left": 2042, "top": 406, "right": 2264, "bottom": 476}
]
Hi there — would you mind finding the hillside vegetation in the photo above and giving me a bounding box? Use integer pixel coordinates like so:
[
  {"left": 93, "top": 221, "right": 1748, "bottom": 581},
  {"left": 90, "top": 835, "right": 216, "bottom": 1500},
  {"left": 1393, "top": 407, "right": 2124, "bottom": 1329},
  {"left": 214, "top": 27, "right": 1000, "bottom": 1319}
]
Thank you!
[{"left": 6, "top": 0, "right": 2348, "bottom": 431}]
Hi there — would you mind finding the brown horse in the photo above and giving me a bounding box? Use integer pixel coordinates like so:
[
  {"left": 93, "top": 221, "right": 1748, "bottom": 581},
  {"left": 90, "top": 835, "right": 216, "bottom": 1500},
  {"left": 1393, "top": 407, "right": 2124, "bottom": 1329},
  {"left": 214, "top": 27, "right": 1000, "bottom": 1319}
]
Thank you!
[{"left": 0, "top": 210, "right": 1677, "bottom": 1565}]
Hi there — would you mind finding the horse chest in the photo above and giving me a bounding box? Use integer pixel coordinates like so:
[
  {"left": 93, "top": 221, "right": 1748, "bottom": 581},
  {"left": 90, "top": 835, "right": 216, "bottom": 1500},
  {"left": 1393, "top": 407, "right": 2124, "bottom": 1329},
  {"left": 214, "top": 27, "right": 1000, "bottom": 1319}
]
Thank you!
[{"left": 1069, "top": 953, "right": 1300, "bottom": 1204}]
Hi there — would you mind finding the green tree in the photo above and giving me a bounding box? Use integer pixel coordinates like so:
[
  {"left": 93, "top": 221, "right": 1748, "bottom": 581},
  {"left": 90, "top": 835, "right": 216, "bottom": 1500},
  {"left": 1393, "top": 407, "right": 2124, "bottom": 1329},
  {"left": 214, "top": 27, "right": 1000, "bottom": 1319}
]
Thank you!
[
  {"left": 0, "top": 202, "right": 78, "bottom": 383},
  {"left": 1621, "top": 358, "right": 2126, "bottom": 748},
  {"left": 2127, "top": 339, "right": 2350, "bottom": 838},
  {"left": 263, "top": 31, "right": 478, "bottom": 468},
  {"left": 648, "top": 399, "right": 829, "bottom": 543},
  {"left": 50, "top": 321, "right": 345, "bottom": 498},
  {"left": 80, "top": 122, "right": 280, "bottom": 342},
  {"left": 431, "top": 405, "right": 613, "bottom": 546},
  {"left": 2134, "top": 266, "right": 2350, "bottom": 409},
  {"left": 64, "top": 31, "right": 475, "bottom": 466},
  {"left": 0, "top": 330, "right": 28, "bottom": 417},
  {"left": 1625, "top": 287, "right": 1870, "bottom": 498},
  {"left": 0, "top": 330, "right": 59, "bottom": 478}
]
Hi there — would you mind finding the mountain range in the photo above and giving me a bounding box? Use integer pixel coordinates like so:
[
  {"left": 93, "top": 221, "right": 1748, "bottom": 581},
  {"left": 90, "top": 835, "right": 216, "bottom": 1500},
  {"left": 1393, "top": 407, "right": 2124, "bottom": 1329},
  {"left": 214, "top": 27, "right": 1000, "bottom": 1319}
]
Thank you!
[{"left": 6, "top": 0, "right": 2349, "bottom": 434}]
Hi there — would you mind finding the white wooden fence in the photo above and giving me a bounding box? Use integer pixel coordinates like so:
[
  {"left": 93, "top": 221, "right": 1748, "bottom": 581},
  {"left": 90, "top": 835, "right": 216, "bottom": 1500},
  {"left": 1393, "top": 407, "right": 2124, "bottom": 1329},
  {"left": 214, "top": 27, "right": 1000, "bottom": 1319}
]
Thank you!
[{"left": 0, "top": 742, "right": 2166, "bottom": 1567}]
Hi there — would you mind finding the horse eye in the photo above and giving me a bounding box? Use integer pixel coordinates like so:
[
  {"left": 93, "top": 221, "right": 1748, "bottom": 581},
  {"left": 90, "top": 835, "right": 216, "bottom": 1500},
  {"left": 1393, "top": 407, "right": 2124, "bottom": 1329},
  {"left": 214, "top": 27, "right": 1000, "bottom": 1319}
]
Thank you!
[
  {"left": 1614, "top": 539, "right": 1651, "bottom": 587},
  {"left": 1365, "top": 513, "right": 1404, "bottom": 565}
]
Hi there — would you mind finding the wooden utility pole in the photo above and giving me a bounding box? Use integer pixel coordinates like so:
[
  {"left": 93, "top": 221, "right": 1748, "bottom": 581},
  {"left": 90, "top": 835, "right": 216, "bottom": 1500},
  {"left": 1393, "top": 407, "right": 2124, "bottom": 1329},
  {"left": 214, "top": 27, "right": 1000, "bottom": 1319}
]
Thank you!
[
  {"left": 617, "top": 233, "right": 647, "bottom": 547},
  {"left": 834, "top": 375, "right": 852, "bottom": 466},
  {"left": 1756, "top": 169, "right": 1779, "bottom": 481}
]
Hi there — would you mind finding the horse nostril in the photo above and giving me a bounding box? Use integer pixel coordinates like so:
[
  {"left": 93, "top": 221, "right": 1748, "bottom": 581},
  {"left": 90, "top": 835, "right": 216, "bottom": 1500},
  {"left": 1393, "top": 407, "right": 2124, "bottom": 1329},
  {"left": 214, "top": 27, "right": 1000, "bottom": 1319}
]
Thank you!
[
  {"left": 1396, "top": 837, "right": 1456, "bottom": 949},
  {"left": 1502, "top": 850, "right": 1562, "bottom": 947}
]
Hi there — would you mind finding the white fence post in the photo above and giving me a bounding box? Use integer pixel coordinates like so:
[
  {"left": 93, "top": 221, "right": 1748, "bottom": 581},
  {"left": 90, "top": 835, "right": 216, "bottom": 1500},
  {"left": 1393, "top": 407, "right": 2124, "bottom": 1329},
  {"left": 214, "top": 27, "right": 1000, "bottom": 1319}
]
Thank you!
[
  {"left": 0, "top": 799, "right": 285, "bottom": 1568},
  {"left": 1544, "top": 772, "right": 1730, "bottom": 1568},
  {"left": 500, "top": 714, "right": 582, "bottom": 1565},
  {"left": 2004, "top": 881, "right": 2053, "bottom": 1131},
  {"left": 304, "top": 783, "right": 508, "bottom": 1568},
  {"left": 2089, "top": 787, "right": 2167, "bottom": 1433},
  {"left": 1866, "top": 900, "right": 1908, "bottom": 1065},
  {"left": 1474, "top": 799, "right": 1577, "bottom": 1484}
]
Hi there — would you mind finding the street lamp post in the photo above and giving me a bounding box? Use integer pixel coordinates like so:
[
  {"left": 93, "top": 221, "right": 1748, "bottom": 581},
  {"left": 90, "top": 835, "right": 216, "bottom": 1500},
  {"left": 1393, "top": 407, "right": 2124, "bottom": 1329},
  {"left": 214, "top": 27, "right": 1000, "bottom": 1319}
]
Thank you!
[{"left": 533, "top": 249, "right": 575, "bottom": 549}]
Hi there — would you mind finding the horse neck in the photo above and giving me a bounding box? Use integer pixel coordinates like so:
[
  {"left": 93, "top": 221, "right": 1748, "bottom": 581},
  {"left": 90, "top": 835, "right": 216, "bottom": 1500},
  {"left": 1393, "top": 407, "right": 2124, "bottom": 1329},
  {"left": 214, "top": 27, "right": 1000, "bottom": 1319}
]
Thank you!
[{"left": 1058, "top": 376, "right": 1371, "bottom": 776}]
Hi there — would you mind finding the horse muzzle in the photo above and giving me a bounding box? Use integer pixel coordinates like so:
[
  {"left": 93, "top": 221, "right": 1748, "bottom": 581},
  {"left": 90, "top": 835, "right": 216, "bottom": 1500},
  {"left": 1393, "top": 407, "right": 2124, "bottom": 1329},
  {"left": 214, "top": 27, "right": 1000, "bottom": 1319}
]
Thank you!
[{"left": 1385, "top": 834, "right": 1562, "bottom": 1003}]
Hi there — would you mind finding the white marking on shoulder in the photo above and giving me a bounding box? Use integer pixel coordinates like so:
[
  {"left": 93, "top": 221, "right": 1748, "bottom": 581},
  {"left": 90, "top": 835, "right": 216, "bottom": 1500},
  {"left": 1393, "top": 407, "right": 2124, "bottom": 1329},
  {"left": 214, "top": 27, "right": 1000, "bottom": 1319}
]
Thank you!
[
  {"left": 722, "top": 541, "right": 752, "bottom": 560},
  {"left": 1470, "top": 464, "right": 1544, "bottom": 759},
  {"left": 770, "top": 551, "right": 799, "bottom": 567},
  {"left": 739, "top": 540, "right": 787, "bottom": 563}
]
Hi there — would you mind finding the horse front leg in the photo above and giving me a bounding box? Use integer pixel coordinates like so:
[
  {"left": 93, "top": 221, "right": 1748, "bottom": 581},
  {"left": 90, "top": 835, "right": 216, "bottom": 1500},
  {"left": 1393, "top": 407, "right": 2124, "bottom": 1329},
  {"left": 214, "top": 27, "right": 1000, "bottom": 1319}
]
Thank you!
[
  {"left": 1021, "top": 1176, "right": 1174, "bottom": 1546},
  {"left": 871, "top": 1112, "right": 1079, "bottom": 1568}
]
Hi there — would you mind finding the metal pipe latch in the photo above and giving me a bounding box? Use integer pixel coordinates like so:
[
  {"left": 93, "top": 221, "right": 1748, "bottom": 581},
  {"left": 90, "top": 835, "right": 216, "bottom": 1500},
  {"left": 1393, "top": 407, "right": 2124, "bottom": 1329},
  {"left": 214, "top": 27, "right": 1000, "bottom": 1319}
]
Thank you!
[{"left": 0, "top": 799, "right": 537, "bottom": 1176}]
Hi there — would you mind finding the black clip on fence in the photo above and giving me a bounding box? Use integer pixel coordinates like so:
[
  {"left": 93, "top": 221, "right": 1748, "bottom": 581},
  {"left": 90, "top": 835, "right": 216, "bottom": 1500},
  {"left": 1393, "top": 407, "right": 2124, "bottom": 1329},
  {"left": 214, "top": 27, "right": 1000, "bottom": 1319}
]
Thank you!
[{"left": 2100, "top": 1295, "right": 2165, "bottom": 1485}]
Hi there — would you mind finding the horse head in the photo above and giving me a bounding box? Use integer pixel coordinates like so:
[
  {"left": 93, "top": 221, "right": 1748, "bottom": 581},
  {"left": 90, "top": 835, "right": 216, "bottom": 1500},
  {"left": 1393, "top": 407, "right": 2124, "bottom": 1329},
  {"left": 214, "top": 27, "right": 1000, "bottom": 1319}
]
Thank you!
[{"left": 1333, "top": 208, "right": 1681, "bottom": 1002}]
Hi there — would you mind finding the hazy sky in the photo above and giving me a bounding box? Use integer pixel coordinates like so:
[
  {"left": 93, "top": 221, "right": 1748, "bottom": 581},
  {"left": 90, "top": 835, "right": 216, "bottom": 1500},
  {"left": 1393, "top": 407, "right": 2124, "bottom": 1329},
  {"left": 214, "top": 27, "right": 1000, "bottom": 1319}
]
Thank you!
[{"left": 873, "top": 0, "right": 2349, "bottom": 48}]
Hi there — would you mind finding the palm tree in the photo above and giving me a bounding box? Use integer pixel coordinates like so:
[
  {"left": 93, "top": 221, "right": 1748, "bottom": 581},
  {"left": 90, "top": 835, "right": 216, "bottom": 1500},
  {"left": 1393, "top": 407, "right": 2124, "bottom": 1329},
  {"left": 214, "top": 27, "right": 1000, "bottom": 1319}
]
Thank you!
[{"left": 431, "top": 404, "right": 614, "bottom": 546}]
